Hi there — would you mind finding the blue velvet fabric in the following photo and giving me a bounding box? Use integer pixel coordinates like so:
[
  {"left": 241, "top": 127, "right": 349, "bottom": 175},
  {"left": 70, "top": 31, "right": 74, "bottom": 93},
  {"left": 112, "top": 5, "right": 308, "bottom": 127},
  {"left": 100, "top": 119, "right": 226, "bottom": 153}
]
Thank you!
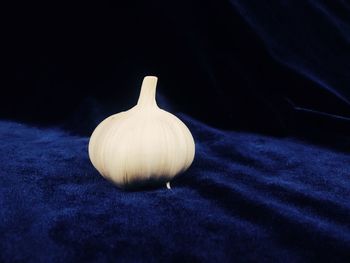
[{"left": 1, "top": 115, "right": 349, "bottom": 262}]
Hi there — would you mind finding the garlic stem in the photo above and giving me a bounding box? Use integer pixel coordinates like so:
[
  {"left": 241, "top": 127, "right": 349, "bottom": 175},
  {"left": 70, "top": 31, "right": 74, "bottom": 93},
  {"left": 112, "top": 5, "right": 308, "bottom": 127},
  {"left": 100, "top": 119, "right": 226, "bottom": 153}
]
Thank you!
[{"left": 137, "top": 76, "right": 158, "bottom": 108}]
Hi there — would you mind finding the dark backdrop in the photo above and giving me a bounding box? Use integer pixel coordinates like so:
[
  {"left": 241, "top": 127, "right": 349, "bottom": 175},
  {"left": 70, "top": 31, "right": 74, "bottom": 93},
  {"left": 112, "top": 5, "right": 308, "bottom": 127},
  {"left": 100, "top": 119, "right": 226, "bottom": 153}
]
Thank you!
[{"left": 3, "top": 0, "right": 350, "bottom": 136}]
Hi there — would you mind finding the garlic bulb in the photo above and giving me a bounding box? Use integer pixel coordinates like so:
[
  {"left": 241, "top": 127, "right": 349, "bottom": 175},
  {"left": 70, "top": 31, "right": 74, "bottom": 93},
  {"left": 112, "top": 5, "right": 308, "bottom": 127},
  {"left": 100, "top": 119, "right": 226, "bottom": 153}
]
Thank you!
[{"left": 88, "top": 76, "right": 195, "bottom": 189}]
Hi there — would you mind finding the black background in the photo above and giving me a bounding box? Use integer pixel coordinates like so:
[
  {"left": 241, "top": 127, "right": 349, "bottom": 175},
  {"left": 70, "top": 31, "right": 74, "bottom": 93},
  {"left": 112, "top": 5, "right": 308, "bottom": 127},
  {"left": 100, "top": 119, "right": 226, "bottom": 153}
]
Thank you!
[{"left": 4, "top": 0, "right": 350, "bottom": 136}]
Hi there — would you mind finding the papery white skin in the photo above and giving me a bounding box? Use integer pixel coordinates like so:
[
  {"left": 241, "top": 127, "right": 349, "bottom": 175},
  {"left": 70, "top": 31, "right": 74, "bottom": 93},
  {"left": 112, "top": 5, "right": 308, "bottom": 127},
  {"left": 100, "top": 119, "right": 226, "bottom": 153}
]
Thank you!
[{"left": 88, "top": 76, "right": 195, "bottom": 189}]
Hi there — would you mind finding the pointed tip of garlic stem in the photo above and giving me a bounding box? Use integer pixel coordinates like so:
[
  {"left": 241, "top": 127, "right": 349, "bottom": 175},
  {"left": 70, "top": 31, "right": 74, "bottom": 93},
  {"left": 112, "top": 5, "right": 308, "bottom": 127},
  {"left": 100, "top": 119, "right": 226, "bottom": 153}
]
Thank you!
[
  {"left": 166, "top": 182, "right": 171, "bottom": 189},
  {"left": 137, "top": 76, "right": 158, "bottom": 107},
  {"left": 144, "top": 75, "right": 158, "bottom": 81}
]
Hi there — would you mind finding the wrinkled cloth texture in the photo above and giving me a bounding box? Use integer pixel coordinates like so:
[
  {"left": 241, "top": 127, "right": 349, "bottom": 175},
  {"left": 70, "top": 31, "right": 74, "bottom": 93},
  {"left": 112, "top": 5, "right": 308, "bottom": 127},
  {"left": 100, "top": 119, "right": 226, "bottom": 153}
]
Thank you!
[{"left": 1, "top": 116, "right": 350, "bottom": 262}]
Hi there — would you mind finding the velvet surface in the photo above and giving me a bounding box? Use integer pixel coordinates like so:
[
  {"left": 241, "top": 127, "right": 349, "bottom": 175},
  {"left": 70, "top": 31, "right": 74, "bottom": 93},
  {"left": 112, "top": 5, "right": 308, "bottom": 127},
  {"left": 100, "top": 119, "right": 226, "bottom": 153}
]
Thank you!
[{"left": 1, "top": 116, "right": 349, "bottom": 262}]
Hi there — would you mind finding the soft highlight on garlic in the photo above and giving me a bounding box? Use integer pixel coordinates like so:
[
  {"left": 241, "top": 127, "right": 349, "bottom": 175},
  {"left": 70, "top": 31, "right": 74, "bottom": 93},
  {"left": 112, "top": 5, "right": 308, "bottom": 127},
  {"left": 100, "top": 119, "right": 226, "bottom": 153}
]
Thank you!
[{"left": 88, "top": 76, "right": 195, "bottom": 189}]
